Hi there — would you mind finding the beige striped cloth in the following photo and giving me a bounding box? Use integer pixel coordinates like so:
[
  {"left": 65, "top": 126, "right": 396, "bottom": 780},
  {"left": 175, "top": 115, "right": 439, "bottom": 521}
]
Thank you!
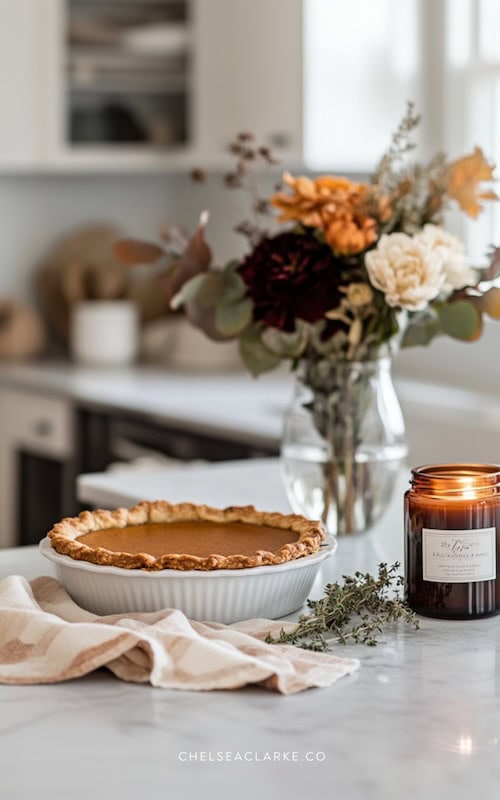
[{"left": 0, "top": 575, "right": 359, "bottom": 694}]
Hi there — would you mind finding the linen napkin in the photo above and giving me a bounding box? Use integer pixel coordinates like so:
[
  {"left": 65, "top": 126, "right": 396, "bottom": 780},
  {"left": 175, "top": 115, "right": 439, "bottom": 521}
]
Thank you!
[{"left": 0, "top": 575, "right": 359, "bottom": 695}]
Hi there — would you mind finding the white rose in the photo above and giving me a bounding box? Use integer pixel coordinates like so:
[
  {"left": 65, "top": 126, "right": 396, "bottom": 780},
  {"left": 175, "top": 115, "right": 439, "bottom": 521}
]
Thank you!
[
  {"left": 417, "top": 224, "right": 477, "bottom": 292},
  {"left": 365, "top": 233, "right": 445, "bottom": 311}
]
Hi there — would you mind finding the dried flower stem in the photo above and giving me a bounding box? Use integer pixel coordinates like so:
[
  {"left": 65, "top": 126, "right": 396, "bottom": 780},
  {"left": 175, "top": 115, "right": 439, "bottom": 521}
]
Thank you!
[{"left": 374, "top": 101, "right": 421, "bottom": 193}]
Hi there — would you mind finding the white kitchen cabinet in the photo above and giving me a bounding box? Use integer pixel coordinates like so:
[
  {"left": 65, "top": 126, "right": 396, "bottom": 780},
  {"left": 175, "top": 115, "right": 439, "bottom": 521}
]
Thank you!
[
  {"left": 192, "top": 0, "right": 303, "bottom": 165},
  {"left": 0, "top": 0, "right": 303, "bottom": 173},
  {"left": 0, "top": 1, "right": 58, "bottom": 168},
  {"left": 0, "top": 388, "right": 73, "bottom": 548}
]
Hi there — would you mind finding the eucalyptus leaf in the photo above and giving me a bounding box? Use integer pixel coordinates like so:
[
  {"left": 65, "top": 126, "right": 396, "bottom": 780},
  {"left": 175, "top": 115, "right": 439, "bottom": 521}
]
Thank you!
[
  {"left": 223, "top": 259, "right": 242, "bottom": 275},
  {"left": 401, "top": 313, "right": 441, "bottom": 348},
  {"left": 239, "top": 327, "right": 281, "bottom": 376},
  {"left": 438, "top": 300, "right": 483, "bottom": 341},
  {"left": 220, "top": 268, "right": 247, "bottom": 305},
  {"left": 170, "top": 272, "right": 225, "bottom": 311},
  {"left": 170, "top": 273, "right": 209, "bottom": 310},
  {"left": 215, "top": 298, "right": 253, "bottom": 336},
  {"left": 261, "top": 322, "right": 309, "bottom": 358},
  {"left": 195, "top": 272, "right": 225, "bottom": 308}
]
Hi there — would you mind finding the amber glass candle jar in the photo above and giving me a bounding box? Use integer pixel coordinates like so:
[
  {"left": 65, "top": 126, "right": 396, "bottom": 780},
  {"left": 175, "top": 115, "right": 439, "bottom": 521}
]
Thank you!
[{"left": 405, "top": 464, "right": 500, "bottom": 619}]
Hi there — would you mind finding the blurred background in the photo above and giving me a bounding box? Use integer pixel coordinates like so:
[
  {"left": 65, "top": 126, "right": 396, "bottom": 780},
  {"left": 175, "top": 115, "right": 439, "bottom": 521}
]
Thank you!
[{"left": 0, "top": 0, "right": 499, "bottom": 547}]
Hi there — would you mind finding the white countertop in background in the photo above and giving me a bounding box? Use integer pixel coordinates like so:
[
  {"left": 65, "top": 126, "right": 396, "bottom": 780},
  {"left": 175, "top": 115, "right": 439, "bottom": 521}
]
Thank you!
[
  {"left": 2, "top": 360, "right": 500, "bottom": 464},
  {"left": 0, "top": 362, "right": 290, "bottom": 447},
  {"left": 78, "top": 457, "right": 293, "bottom": 509},
  {"left": 0, "top": 362, "right": 292, "bottom": 447},
  {"left": 1, "top": 460, "right": 499, "bottom": 799}
]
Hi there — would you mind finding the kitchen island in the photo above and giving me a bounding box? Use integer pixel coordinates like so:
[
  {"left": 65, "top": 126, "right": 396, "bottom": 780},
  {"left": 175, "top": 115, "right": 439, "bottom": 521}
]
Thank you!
[
  {"left": 1, "top": 461, "right": 499, "bottom": 799},
  {"left": 0, "top": 361, "right": 290, "bottom": 449}
]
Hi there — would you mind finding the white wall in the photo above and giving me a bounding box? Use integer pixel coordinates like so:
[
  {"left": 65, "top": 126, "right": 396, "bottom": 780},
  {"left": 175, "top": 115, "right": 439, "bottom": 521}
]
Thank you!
[
  {"left": 0, "top": 174, "right": 183, "bottom": 299},
  {"left": 0, "top": 171, "right": 272, "bottom": 300},
  {"left": 394, "top": 321, "right": 500, "bottom": 396}
]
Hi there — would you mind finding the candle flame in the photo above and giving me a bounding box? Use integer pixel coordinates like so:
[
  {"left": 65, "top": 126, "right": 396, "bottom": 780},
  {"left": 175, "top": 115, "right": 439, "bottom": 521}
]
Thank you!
[
  {"left": 460, "top": 476, "right": 477, "bottom": 500},
  {"left": 457, "top": 735, "right": 473, "bottom": 755}
]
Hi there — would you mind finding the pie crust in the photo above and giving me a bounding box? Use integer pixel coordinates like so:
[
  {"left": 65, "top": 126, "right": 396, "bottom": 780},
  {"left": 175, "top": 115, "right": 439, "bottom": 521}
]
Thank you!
[{"left": 48, "top": 501, "right": 325, "bottom": 571}]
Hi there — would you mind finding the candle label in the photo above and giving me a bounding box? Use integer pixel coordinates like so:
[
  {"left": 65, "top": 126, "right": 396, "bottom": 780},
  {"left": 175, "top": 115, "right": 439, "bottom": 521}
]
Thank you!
[{"left": 422, "top": 527, "right": 496, "bottom": 583}]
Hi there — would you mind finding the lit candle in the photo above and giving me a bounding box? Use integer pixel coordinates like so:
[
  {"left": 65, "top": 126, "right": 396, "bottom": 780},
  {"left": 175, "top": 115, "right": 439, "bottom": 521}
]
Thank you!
[{"left": 404, "top": 464, "right": 500, "bottom": 619}]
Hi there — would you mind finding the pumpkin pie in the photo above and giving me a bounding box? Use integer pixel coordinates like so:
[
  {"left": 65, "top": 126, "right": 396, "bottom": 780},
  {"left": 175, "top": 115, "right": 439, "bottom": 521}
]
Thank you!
[{"left": 48, "top": 501, "right": 325, "bottom": 571}]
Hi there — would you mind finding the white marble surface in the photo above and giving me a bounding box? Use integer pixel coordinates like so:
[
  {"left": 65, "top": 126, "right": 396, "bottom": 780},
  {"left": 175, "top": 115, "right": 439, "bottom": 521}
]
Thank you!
[
  {"left": 0, "top": 362, "right": 291, "bottom": 447},
  {"left": 79, "top": 458, "right": 296, "bottom": 511},
  {"left": 2, "top": 462, "right": 500, "bottom": 798},
  {"left": 2, "top": 361, "right": 500, "bottom": 464}
]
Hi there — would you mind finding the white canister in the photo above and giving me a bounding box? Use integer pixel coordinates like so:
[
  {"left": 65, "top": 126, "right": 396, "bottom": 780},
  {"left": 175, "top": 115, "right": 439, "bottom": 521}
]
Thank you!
[{"left": 71, "top": 300, "right": 139, "bottom": 367}]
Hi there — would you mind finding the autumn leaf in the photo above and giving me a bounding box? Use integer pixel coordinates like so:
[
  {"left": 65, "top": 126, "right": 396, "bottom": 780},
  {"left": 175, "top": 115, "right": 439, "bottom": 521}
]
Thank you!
[
  {"left": 481, "top": 246, "right": 500, "bottom": 282},
  {"left": 447, "top": 147, "right": 498, "bottom": 218},
  {"left": 164, "top": 212, "right": 233, "bottom": 340},
  {"left": 479, "top": 287, "right": 500, "bottom": 319},
  {"left": 113, "top": 239, "right": 164, "bottom": 265},
  {"left": 163, "top": 211, "right": 212, "bottom": 300}
]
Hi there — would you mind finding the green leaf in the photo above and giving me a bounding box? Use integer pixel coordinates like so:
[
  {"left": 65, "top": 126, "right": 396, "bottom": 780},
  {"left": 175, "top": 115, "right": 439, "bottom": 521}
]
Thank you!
[
  {"left": 438, "top": 300, "right": 483, "bottom": 341},
  {"left": 261, "top": 321, "right": 309, "bottom": 358},
  {"left": 401, "top": 312, "right": 441, "bottom": 348},
  {"left": 220, "top": 266, "right": 247, "bottom": 305},
  {"left": 196, "top": 272, "right": 225, "bottom": 308},
  {"left": 215, "top": 298, "right": 253, "bottom": 336},
  {"left": 170, "top": 274, "right": 208, "bottom": 310},
  {"left": 239, "top": 326, "right": 281, "bottom": 376},
  {"left": 170, "top": 272, "right": 224, "bottom": 310}
]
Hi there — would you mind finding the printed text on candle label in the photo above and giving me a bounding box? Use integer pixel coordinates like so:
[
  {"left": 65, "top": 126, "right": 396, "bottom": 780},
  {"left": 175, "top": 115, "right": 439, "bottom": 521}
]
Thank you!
[{"left": 422, "top": 527, "right": 496, "bottom": 583}]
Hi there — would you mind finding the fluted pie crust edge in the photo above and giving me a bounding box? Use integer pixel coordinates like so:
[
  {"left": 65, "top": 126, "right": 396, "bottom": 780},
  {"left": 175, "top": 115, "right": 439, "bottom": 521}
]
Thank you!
[{"left": 47, "top": 501, "right": 325, "bottom": 571}]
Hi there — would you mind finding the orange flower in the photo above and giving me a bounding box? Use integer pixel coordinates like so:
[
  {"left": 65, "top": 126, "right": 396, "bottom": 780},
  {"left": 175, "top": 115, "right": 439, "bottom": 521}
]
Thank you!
[
  {"left": 447, "top": 147, "right": 498, "bottom": 218},
  {"left": 324, "top": 210, "right": 378, "bottom": 255},
  {"left": 271, "top": 172, "right": 388, "bottom": 255}
]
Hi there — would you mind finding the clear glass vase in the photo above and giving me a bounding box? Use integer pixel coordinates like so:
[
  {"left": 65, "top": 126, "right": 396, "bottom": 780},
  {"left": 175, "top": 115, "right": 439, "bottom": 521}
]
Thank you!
[{"left": 280, "top": 357, "right": 408, "bottom": 536}]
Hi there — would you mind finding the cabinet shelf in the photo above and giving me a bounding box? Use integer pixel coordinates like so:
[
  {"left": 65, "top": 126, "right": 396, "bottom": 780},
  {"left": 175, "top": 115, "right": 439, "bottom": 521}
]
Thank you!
[
  {"left": 0, "top": 0, "right": 302, "bottom": 172},
  {"left": 69, "top": 80, "right": 187, "bottom": 95},
  {"left": 65, "top": 0, "right": 190, "bottom": 147}
]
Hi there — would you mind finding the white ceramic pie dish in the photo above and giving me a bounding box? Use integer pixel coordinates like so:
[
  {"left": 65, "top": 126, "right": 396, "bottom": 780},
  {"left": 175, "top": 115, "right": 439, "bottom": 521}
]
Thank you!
[{"left": 39, "top": 536, "right": 336, "bottom": 623}]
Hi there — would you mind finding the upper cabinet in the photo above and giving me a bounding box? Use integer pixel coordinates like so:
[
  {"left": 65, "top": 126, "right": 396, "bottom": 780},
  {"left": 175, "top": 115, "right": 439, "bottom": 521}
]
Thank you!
[
  {"left": 0, "top": 0, "right": 302, "bottom": 172},
  {"left": 66, "top": 1, "right": 190, "bottom": 149},
  {"left": 192, "top": 0, "right": 302, "bottom": 165},
  {"left": 0, "top": 0, "right": 52, "bottom": 166}
]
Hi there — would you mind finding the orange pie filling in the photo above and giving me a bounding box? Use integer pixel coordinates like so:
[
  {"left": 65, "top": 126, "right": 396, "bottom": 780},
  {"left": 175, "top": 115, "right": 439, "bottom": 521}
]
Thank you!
[
  {"left": 48, "top": 501, "right": 324, "bottom": 571},
  {"left": 76, "top": 521, "right": 299, "bottom": 559}
]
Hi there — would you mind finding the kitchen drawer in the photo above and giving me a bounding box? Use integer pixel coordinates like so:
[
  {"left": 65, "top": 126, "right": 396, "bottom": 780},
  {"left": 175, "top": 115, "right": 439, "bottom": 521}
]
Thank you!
[{"left": 1, "top": 388, "right": 73, "bottom": 459}]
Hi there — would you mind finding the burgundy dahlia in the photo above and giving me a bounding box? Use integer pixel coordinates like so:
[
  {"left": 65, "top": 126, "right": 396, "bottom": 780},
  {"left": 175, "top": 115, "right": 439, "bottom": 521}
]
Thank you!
[{"left": 238, "top": 232, "right": 344, "bottom": 332}]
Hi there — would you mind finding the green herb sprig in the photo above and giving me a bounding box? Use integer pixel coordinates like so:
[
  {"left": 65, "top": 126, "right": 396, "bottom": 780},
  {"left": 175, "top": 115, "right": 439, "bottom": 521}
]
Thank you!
[{"left": 265, "top": 562, "right": 420, "bottom": 651}]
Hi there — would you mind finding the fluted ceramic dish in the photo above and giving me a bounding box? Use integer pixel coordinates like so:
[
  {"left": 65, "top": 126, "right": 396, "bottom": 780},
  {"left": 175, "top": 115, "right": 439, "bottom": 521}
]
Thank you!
[{"left": 39, "top": 536, "right": 336, "bottom": 623}]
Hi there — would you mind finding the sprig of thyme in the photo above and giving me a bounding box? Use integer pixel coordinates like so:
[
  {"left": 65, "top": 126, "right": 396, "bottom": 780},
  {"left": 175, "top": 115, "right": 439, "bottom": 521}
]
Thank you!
[{"left": 265, "top": 562, "right": 419, "bottom": 651}]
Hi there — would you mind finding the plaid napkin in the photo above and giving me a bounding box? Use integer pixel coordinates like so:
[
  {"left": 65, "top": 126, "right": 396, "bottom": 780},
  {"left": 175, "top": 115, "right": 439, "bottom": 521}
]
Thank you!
[{"left": 0, "top": 575, "right": 359, "bottom": 695}]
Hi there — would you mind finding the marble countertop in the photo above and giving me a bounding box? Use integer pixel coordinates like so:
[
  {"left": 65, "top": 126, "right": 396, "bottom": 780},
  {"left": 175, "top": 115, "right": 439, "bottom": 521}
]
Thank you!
[
  {"left": 78, "top": 458, "right": 298, "bottom": 509},
  {"left": 0, "top": 361, "right": 291, "bottom": 447},
  {"left": 2, "top": 360, "right": 499, "bottom": 463},
  {"left": 1, "top": 461, "right": 499, "bottom": 798}
]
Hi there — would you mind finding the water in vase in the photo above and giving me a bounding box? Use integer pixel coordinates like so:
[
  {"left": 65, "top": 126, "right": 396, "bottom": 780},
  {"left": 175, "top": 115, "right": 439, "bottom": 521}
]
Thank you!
[{"left": 281, "top": 441, "right": 408, "bottom": 536}]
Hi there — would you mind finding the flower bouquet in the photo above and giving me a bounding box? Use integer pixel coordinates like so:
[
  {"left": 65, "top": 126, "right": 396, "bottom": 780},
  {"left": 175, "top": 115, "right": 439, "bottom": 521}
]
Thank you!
[{"left": 115, "top": 105, "right": 500, "bottom": 535}]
